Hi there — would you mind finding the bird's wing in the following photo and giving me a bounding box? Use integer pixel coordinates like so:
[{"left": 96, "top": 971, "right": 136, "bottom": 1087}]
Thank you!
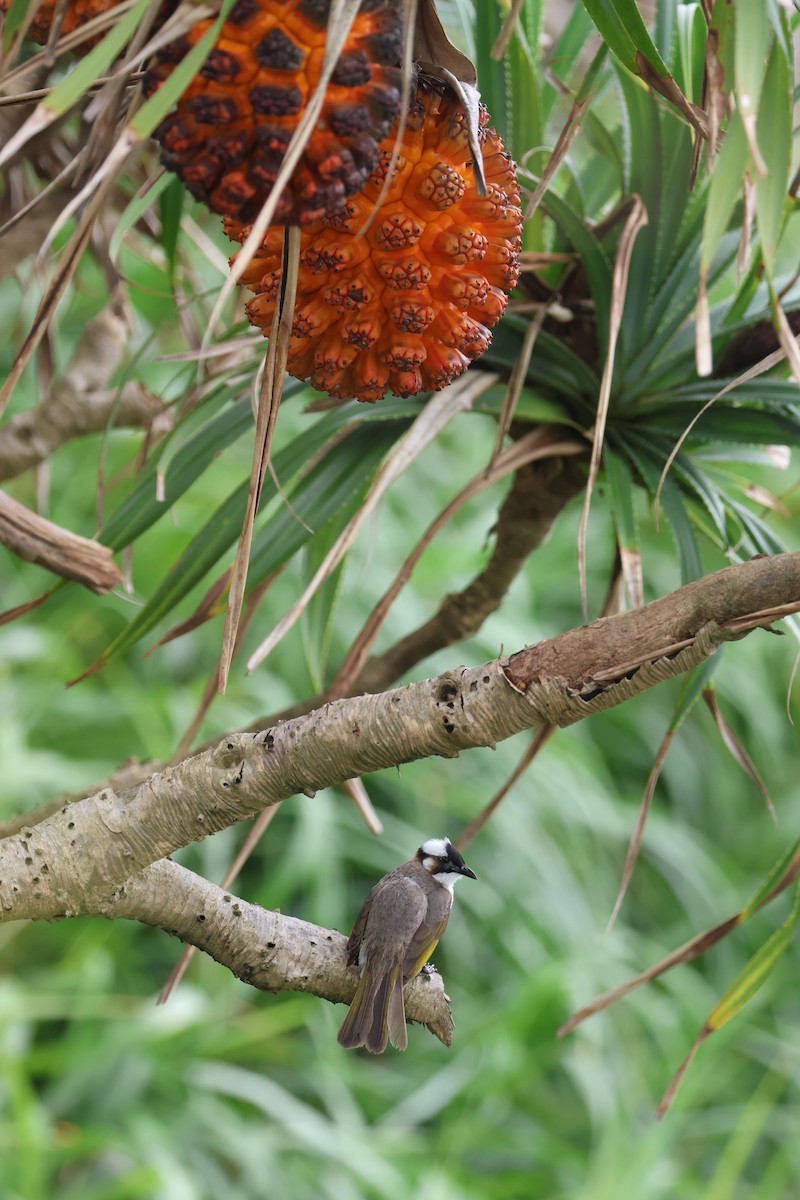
[
  {"left": 345, "top": 889, "right": 373, "bottom": 967},
  {"left": 401, "top": 909, "right": 450, "bottom": 981},
  {"left": 357, "top": 873, "right": 428, "bottom": 972}
]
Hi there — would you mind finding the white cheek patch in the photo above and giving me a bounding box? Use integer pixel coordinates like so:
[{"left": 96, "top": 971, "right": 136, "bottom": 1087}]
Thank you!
[{"left": 421, "top": 837, "right": 450, "bottom": 857}]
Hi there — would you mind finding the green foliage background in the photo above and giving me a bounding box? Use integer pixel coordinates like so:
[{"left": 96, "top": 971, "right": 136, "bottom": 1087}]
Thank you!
[
  {"left": 2, "top": 400, "right": 800, "bottom": 1198},
  {"left": 2, "top": 0, "right": 800, "bottom": 1196}
]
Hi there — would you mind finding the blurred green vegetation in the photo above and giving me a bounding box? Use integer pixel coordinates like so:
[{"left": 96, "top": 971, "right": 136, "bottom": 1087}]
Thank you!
[
  {"left": 2, "top": 0, "right": 800, "bottom": 1196},
  {"left": 2, "top": 394, "right": 799, "bottom": 1197}
]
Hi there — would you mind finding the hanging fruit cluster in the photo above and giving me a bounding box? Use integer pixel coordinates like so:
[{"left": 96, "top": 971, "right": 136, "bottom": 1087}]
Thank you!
[
  {"left": 142, "top": 0, "right": 404, "bottom": 225},
  {"left": 6, "top": 0, "right": 522, "bottom": 402},
  {"left": 228, "top": 80, "right": 522, "bottom": 401}
]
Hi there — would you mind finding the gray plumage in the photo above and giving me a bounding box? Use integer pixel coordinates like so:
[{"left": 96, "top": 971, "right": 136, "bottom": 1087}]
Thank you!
[{"left": 337, "top": 839, "right": 475, "bottom": 1053}]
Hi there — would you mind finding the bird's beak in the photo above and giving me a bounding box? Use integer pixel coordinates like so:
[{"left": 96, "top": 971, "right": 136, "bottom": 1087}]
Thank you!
[{"left": 460, "top": 865, "right": 477, "bottom": 880}]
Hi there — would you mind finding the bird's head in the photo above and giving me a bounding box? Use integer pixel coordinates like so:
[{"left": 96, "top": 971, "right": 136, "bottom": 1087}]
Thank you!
[{"left": 417, "top": 837, "right": 477, "bottom": 889}]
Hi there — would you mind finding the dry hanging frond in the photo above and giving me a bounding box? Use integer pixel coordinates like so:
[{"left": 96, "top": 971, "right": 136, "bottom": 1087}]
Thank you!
[{"left": 228, "top": 77, "right": 522, "bottom": 401}]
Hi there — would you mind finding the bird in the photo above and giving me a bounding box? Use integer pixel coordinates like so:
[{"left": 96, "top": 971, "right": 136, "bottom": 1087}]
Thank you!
[{"left": 337, "top": 836, "right": 476, "bottom": 1053}]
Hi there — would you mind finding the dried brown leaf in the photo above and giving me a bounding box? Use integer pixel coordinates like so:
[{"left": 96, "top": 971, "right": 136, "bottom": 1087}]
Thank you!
[
  {"left": 341, "top": 777, "right": 383, "bottom": 836},
  {"left": 607, "top": 730, "right": 674, "bottom": 931},
  {"left": 219, "top": 226, "right": 300, "bottom": 694},
  {"left": 703, "top": 686, "right": 776, "bottom": 822}
]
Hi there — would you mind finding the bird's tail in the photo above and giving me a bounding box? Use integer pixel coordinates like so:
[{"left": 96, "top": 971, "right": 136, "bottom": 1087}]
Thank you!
[{"left": 337, "top": 964, "right": 407, "bottom": 1053}]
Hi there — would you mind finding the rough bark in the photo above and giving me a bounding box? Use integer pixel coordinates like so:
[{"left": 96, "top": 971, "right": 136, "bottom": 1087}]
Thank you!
[
  {"left": 0, "top": 489, "right": 122, "bottom": 593},
  {"left": 1, "top": 556, "right": 796, "bottom": 891},
  {"left": 1, "top": 552, "right": 797, "bottom": 1034},
  {"left": 93, "top": 858, "right": 455, "bottom": 1045}
]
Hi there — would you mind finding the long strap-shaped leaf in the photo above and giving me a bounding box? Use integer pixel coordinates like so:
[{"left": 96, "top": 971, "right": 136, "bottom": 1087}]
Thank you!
[
  {"left": 246, "top": 372, "right": 499, "bottom": 673},
  {"left": 658, "top": 878, "right": 800, "bottom": 1118}
]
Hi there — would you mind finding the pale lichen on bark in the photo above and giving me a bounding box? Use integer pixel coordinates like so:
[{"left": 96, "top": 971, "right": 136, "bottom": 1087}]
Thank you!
[{"left": 0, "top": 552, "right": 798, "bottom": 1040}]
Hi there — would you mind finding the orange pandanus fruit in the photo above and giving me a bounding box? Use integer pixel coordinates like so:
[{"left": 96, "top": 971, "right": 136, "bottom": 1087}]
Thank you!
[
  {"left": 143, "top": 0, "right": 404, "bottom": 224},
  {"left": 7, "top": 0, "right": 404, "bottom": 226},
  {"left": 227, "top": 79, "right": 522, "bottom": 401}
]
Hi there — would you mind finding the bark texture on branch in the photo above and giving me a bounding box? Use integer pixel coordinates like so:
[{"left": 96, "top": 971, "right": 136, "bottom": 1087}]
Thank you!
[
  {"left": 0, "top": 449, "right": 586, "bottom": 835},
  {"left": 2, "top": 552, "right": 798, "bottom": 929},
  {"left": 0, "top": 552, "right": 797, "bottom": 1036},
  {"left": 0, "top": 488, "right": 122, "bottom": 593},
  {"left": 92, "top": 858, "right": 454, "bottom": 1044}
]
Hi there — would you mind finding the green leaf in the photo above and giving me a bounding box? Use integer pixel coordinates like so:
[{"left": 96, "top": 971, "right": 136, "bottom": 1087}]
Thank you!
[
  {"left": 473, "top": 0, "right": 508, "bottom": 145},
  {"left": 100, "top": 384, "right": 298, "bottom": 551},
  {"left": 741, "top": 836, "right": 800, "bottom": 920},
  {"left": 92, "top": 417, "right": 408, "bottom": 664},
  {"left": 38, "top": 0, "right": 154, "bottom": 117},
  {"left": 622, "top": 434, "right": 702, "bottom": 582},
  {"left": 726, "top": 500, "right": 787, "bottom": 557},
  {"left": 3, "top": 0, "right": 32, "bottom": 45},
  {"left": 670, "top": 457, "right": 728, "bottom": 544},
  {"left": 734, "top": 3, "right": 771, "bottom": 133},
  {"left": 540, "top": 189, "right": 613, "bottom": 348},
  {"left": 247, "top": 422, "right": 401, "bottom": 584},
  {"left": 701, "top": 111, "right": 749, "bottom": 274},
  {"left": 675, "top": 3, "right": 706, "bottom": 103},
  {"left": 506, "top": 21, "right": 543, "bottom": 168},
  {"left": 108, "top": 172, "right": 175, "bottom": 266},
  {"left": 643, "top": 405, "right": 800, "bottom": 447},
  {"left": 755, "top": 41, "right": 792, "bottom": 278},
  {"left": 604, "top": 447, "right": 637, "bottom": 551},
  {"left": 484, "top": 319, "right": 601, "bottom": 401},
  {"left": 706, "top": 881, "right": 800, "bottom": 1032},
  {"left": 579, "top": 0, "right": 643, "bottom": 74},
  {"left": 159, "top": 176, "right": 186, "bottom": 286}
]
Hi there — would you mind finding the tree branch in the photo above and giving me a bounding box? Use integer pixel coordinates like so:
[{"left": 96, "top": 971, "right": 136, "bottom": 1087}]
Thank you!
[
  {"left": 0, "top": 451, "right": 586, "bottom": 834},
  {"left": 0, "top": 488, "right": 122, "bottom": 592},
  {"left": 2, "top": 552, "right": 798, "bottom": 925},
  {"left": 89, "top": 858, "right": 454, "bottom": 1044},
  {"left": 0, "top": 296, "right": 170, "bottom": 482}
]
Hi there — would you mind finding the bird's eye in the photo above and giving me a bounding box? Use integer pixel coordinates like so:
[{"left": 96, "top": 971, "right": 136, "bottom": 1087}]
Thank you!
[{"left": 439, "top": 856, "right": 449, "bottom": 863}]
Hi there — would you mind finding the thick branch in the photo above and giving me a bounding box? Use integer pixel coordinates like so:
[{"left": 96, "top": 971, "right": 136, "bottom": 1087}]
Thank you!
[
  {"left": 0, "top": 453, "right": 586, "bottom": 833},
  {"left": 90, "top": 858, "right": 454, "bottom": 1044},
  {"left": 1, "top": 552, "right": 798, "bottom": 923},
  {"left": 0, "top": 489, "right": 122, "bottom": 592}
]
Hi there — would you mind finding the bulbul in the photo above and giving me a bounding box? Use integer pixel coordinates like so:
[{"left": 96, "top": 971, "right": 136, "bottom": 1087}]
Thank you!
[{"left": 337, "top": 837, "right": 476, "bottom": 1053}]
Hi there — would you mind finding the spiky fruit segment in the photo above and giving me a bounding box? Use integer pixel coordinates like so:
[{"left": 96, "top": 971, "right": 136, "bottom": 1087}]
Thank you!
[
  {"left": 228, "top": 80, "right": 522, "bottom": 402},
  {"left": 143, "top": 0, "right": 404, "bottom": 225}
]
